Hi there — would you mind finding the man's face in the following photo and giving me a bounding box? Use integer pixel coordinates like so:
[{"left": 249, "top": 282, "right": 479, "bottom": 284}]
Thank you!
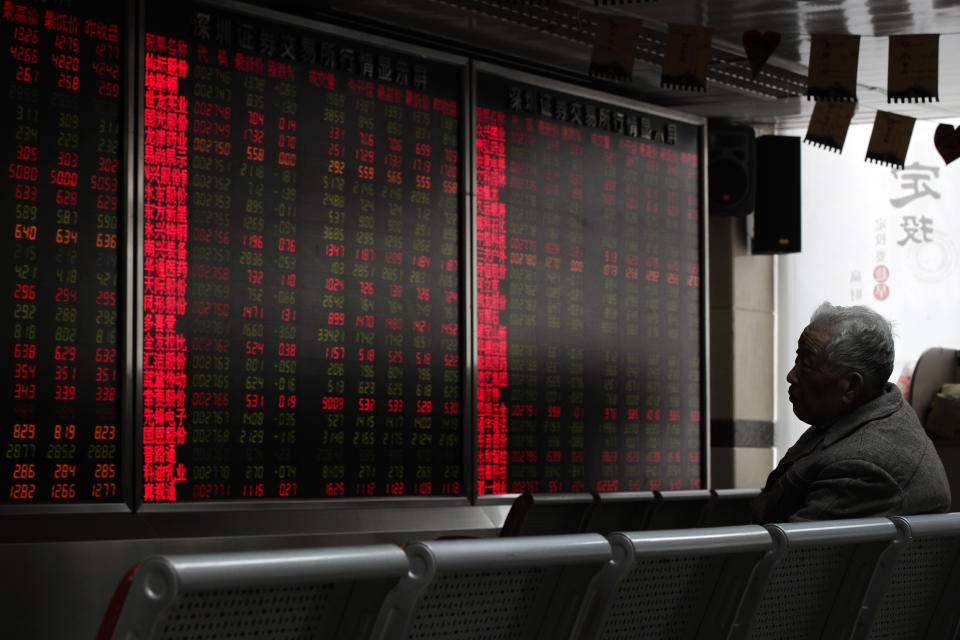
[{"left": 786, "top": 325, "right": 848, "bottom": 425}]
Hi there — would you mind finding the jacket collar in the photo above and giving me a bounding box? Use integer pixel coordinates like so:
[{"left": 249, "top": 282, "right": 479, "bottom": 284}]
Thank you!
[
  {"left": 778, "top": 384, "right": 903, "bottom": 466},
  {"left": 821, "top": 383, "right": 903, "bottom": 446},
  {"left": 778, "top": 422, "right": 827, "bottom": 467}
]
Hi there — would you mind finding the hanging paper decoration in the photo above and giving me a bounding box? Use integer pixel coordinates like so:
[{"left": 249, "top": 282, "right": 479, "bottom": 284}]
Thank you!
[
  {"left": 590, "top": 17, "right": 644, "bottom": 82},
  {"left": 742, "top": 30, "right": 781, "bottom": 78},
  {"left": 807, "top": 34, "right": 860, "bottom": 101},
  {"left": 804, "top": 100, "right": 856, "bottom": 152},
  {"left": 865, "top": 111, "right": 915, "bottom": 169},
  {"left": 934, "top": 124, "right": 960, "bottom": 166},
  {"left": 661, "top": 24, "right": 713, "bottom": 91},
  {"left": 888, "top": 34, "right": 939, "bottom": 103}
]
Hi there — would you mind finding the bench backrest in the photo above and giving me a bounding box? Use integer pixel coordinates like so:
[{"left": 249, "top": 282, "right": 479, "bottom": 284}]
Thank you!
[
  {"left": 582, "top": 491, "right": 658, "bottom": 534},
  {"left": 499, "top": 492, "right": 598, "bottom": 536},
  {"left": 372, "top": 533, "right": 611, "bottom": 640},
  {"left": 573, "top": 525, "right": 773, "bottom": 640},
  {"left": 646, "top": 489, "right": 715, "bottom": 529},
  {"left": 856, "top": 513, "right": 960, "bottom": 640},
  {"left": 702, "top": 488, "right": 761, "bottom": 527},
  {"left": 731, "top": 518, "right": 900, "bottom": 640},
  {"left": 109, "top": 544, "right": 409, "bottom": 640}
]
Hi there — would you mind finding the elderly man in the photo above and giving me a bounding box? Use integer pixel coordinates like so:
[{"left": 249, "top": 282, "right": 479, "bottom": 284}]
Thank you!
[{"left": 752, "top": 302, "right": 951, "bottom": 523}]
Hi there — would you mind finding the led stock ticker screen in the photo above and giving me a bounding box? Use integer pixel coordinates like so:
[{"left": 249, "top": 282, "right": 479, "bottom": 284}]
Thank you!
[
  {"left": 141, "top": 5, "right": 463, "bottom": 501},
  {"left": 476, "top": 74, "right": 704, "bottom": 495},
  {"left": 2, "top": 0, "right": 706, "bottom": 507},
  {"left": 3, "top": 1, "right": 122, "bottom": 503}
]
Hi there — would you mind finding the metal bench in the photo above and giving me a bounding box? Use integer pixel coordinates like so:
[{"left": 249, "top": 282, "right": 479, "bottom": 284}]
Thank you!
[
  {"left": 646, "top": 489, "right": 715, "bottom": 529},
  {"left": 730, "top": 518, "right": 901, "bottom": 640},
  {"left": 371, "top": 533, "right": 611, "bottom": 639},
  {"left": 106, "top": 544, "right": 408, "bottom": 640},
  {"left": 854, "top": 512, "right": 960, "bottom": 639},
  {"left": 582, "top": 490, "right": 658, "bottom": 534},
  {"left": 702, "top": 488, "right": 761, "bottom": 527},
  {"left": 499, "top": 492, "right": 597, "bottom": 536},
  {"left": 572, "top": 525, "right": 773, "bottom": 640}
]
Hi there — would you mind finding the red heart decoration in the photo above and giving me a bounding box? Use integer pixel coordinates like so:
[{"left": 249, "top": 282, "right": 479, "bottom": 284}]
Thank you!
[
  {"left": 934, "top": 124, "right": 960, "bottom": 165},
  {"left": 742, "top": 30, "right": 781, "bottom": 78}
]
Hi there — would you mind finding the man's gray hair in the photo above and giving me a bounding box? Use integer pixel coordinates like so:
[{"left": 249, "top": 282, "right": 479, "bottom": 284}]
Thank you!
[{"left": 809, "top": 302, "right": 895, "bottom": 390}]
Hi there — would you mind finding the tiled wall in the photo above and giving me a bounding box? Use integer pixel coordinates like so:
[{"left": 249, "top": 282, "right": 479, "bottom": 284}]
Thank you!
[{"left": 709, "top": 216, "right": 775, "bottom": 489}]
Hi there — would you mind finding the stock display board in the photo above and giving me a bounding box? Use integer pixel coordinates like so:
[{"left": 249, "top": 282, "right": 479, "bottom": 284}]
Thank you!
[
  {"left": 141, "top": 3, "right": 463, "bottom": 501},
  {"left": 476, "top": 72, "right": 704, "bottom": 495},
  {"left": 2, "top": 0, "right": 707, "bottom": 508},
  {"left": 2, "top": 1, "right": 122, "bottom": 503}
]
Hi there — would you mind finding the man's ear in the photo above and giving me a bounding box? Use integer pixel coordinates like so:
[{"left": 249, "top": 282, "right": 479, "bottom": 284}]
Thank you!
[{"left": 839, "top": 371, "right": 866, "bottom": 406}]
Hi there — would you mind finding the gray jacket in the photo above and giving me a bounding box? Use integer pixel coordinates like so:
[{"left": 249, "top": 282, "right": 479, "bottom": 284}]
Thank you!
[{"left": 752, "top": 384, "right": 951, "bottom": 523}]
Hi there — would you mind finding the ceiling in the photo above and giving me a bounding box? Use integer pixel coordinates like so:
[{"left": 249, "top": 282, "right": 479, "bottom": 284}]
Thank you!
[{"left": 259, "top": 0, "right": 960, "bottom": 132}]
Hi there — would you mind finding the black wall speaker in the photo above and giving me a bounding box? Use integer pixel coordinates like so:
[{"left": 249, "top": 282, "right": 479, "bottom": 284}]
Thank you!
[
  {"left": 708, "top": 123, "right": 755, "bottom": 216},
  {"left": 752, "top": 135, "right": 801, "bottom": 254}
]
